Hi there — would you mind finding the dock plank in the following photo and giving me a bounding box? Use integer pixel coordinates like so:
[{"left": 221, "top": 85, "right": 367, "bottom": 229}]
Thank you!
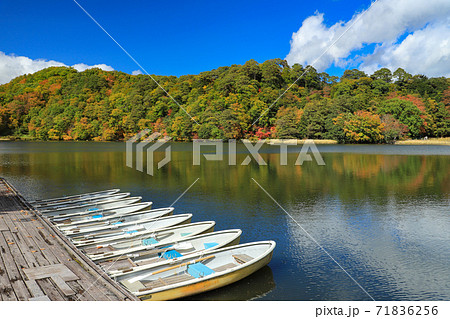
[
  {"left": 3, "top": 230, "right": 31, "bottom": 277},
  {"left": 37, "top": 278, "right": 65, "bottom": 301},
  {"left": 65, "top": 280, "right": 91, "bottom": 301},
  {"left": 11, "top": 231, "right": 41, "bottom": 268},
  {"left": 0, "top": 232, "right": 31, "bottom": 300},
  {"left": 51, "top": 275, "right": 76, "bottom": 297},
  {"left": 24, "top": 280, "right": 45, "bottom": 298},
  {"left": 0, "top": 250, "right": 17, "bottom": 301},
  {"left": 0, "top": 216, "right": 9, "bottom": 231}
]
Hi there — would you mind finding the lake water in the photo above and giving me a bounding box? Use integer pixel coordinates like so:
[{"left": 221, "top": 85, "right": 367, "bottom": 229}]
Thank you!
[{"left": 0, "top": 141, "right": 449, "bottom": 301}]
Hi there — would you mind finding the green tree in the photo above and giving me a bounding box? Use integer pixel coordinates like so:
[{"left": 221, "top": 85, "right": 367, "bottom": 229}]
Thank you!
[
  {"left": 341, "top": 69, "right": 367, "bottom": 80},
  {"left": 371, "top": 68, "right": 393, "bottom": 83},
  {"left": 260, "top": 59, "right": 287, "bottom": 89},
  {"left": 426, "top": 100, "right": 450, "bottom": 137},
  {"left": 274, "top": 107, "right": 303, "bottom": 138},
  {"left": 298, "top": 99, "right": 340, "bottom": 139},
  {"left": 377, "top": 99, "right": 424, "bottom": 138}
]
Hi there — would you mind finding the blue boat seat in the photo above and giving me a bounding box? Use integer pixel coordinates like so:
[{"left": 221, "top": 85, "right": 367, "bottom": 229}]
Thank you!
[
  {"left": 142, "top": 237, "right": 158, "bottom": 246},
  {"left": 187, "top": 262, "right": 215, "bottom": 278},
  {"left": 161, "top": 249, "right": 183, "bottom": 259}
]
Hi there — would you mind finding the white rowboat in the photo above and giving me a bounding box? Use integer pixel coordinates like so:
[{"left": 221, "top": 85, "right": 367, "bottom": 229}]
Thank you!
[
  {"left": 52, "top": 202, "right": 152, "bottom": 226},
  {"left": 78, "top": 221, "right": 216, "bottom": 251},
  {"left": 33, "top": 192, "right": 130, "bottom": 210},
  {"left": 114, "top": 241, "right": 276, "bottom": 301},
  {"left": 29, "top": 189, "right": 120, "bottom": 205},
  {"left": 69, "top": 213, "right": 193, "bottom": 242},
  {"left": 101, "top": 229, "right": 242, "bottom": 274},
  {"left": 39, "top": 197, "right": 143, "bottom": 217},
  {"left": 59, "top": 207, "right": 174, "bottom": 234}
]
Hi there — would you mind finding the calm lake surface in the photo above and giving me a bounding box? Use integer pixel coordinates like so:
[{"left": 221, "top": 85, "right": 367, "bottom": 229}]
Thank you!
[{"left": 0, "top": 141, "right": 449, "bottom": 301}]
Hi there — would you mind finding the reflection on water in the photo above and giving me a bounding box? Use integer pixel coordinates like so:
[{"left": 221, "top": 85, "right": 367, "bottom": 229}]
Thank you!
[{"left": 0, "top": 141, "right": 449, "bottom": 300}]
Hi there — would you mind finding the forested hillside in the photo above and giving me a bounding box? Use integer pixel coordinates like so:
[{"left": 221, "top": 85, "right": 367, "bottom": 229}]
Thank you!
[{"left": 0, "top": 59, "right": 448, "bottom": 143}]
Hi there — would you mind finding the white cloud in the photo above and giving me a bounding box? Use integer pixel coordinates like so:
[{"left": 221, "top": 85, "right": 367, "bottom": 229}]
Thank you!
[
  {"left": 285, "top": 0, "right": 450, "bottom": 77},
  {"left": 0, "top": 52, "right": 65, "bottom": 84},
  {"left": 359, "top": 22, "right": 450, "bottom": 77},
  {"left": 131, "top": 70, "right": 143, "bottom": 75},
  {"left": 72, "top": 63, "right": 114, "bottom": 72},
  {"left": 0, "top": 51, "right": 114, "bottom": 84}
]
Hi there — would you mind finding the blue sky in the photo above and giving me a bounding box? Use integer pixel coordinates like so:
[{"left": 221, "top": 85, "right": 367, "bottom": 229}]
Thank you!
[
  {"left": 0, "top": 0, "right": 371, "bottom": 76},
  {"left": 0, "top": 0, "right": 449, "bottom": 83}
]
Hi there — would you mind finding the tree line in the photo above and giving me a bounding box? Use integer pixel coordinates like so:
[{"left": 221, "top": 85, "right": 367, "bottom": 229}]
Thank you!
[{"left": 0, "top": 59, "right": 448, "bottom": 143}]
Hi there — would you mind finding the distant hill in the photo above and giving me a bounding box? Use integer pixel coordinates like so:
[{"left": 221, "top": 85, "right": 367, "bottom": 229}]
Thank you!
[{"left": 0, "top": 59, "right": 448, "bottom": 143}]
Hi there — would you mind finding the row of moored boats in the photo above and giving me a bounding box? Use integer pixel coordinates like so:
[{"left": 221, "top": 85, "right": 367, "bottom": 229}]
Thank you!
[{"left": 30, "top": 189, "right": 276, "bottom": 300}]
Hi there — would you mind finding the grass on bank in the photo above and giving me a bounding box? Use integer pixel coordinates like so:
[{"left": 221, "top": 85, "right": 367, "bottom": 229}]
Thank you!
[{"left": 395, "top": 137, "right": 450, "bottom": 145}]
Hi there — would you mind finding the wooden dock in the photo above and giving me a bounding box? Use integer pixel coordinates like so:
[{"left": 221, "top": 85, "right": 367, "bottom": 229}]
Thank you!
[{"left": 0, "top": 177, "right": 139, "bottom": 301}]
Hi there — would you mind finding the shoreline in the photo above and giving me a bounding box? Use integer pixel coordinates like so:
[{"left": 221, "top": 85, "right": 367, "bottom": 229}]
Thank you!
[{"left": 1, "top": 137, "right": 449, "bottom": 146}]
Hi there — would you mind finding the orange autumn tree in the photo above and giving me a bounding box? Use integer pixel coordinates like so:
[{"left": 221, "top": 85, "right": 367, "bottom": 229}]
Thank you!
[{"left": 334, "top": 111, "right": 384, "bottom": 143}]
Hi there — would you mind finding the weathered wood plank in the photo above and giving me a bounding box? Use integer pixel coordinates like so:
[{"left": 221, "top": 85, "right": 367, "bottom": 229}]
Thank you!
[
  {"left": 11, "top": 230, "right": 42, "bottom": 268},
  {"left": 36, "top": 278, "right": 65, "bottom": 301},
  {"left": 65, "top": 280, "right": 91, "bottom": 301},
  {"left": 0, "top": 250, "right": 17, "bottom": 301},
  {"left": 0, "top": 232, "right": 31, "bottom": 300},
  {"left": 0, "top": 215, "right": 9, "bottom": 231},
  {"left": 1, "top": 211, "right": 19, "bottom": 233},
  {"left": 51, "top": 275, "right": 75, "bottom": 296},
  {"left": 2, "top": 230, "right": 30, "bottom": 278},
  {"left": 12, "top": 231, "right": 39, "bottom": 266},
  {"left": 24, "top": 280, "right": 45, "bottom": 298}
]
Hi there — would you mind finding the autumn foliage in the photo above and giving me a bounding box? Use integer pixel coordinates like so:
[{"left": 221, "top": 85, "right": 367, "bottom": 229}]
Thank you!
[{"left": 0, "top": 62, "right": 448, "bottom": 142}]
